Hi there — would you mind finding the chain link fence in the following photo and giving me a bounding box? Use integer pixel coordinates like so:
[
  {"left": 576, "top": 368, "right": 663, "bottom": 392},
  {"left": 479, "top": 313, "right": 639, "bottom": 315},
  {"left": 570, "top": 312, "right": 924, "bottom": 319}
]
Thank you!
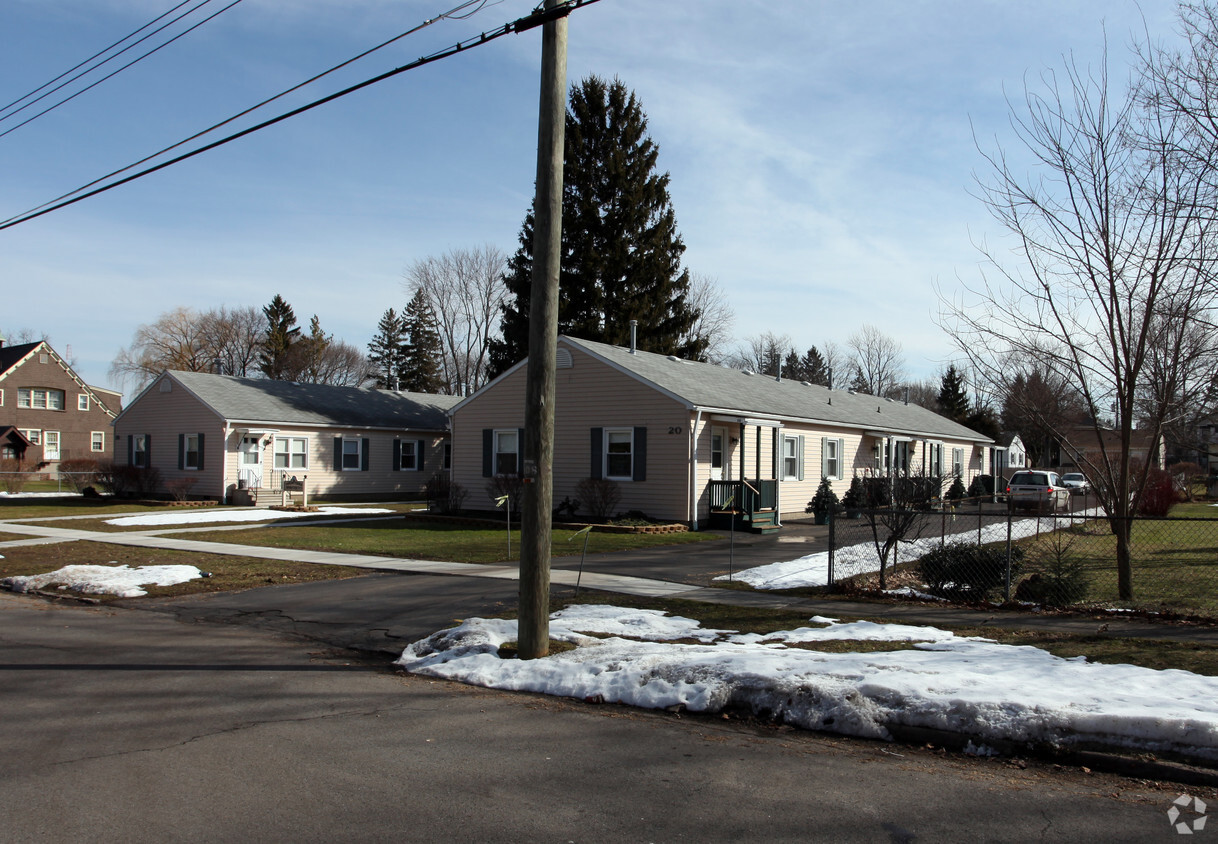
[
  {"left": 0, "top": 470, "right": 101, "bottom": 495},
  {"left": 823, "top": 496, "right": 1218, "bottom": 618}
]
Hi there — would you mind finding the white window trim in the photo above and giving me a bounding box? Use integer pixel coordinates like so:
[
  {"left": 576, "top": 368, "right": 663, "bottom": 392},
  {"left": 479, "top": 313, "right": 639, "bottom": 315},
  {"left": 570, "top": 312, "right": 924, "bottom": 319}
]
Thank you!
[
  {"left": 0, "top": 388, "right": 4, "bottom": 407},
  {"left": 20, "top": 428, "right": 41, "bottom": 445},
  {"left": 341, "top": 437, "right": 363, "bottom": 471},
  {"left": 952, "top": 447, "right": 964, "bottom": 478},
  {"left": 822, "top": 437, "right": 844, "bottom": 481},
  {"left": 493, "top": 429, "right": 519, "bottom": 476},
  {"left": 399, "top": 440, "right": 419, "bottom": 471},
  {"left": 603, "top": 427, "right": 634, "bottom": 481},
  {"left": 184, "top": 434, "right": 201, "bottom": 470},
  {"left": 274, "top": 436, "right": 309, "bottom": 470},
  {"left": 18, "top": 389, "right": 30, "bottom": 409},
  {"left": 78, "top": 393, "right": 90, "bottom": 411},
  {"left": 91, "top": 431, "right": 105, "bottom": 452},
  {"left": 43, "top": 431, "right": 60, "bottom": 461},
  {"left": 782, "top": 435, "right": 801, "bottom": 481},
  {"left": 133, "top": 434, "right": 147, "bottom": 467}
]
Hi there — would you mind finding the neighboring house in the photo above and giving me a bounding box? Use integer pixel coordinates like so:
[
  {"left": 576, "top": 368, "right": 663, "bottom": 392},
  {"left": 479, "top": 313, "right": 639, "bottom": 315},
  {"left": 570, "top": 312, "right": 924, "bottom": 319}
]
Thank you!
[
  {"left": 113, "top": 371, "right": 460, "bottom": 502},
  {"left": 989, "top": 432, "right": 1027, "bottom": 481},
  {"left": 0, "top": 340, "right": 121, "bottom": 468},
  {"left": 1056, "top": 425, "right": 1166, "bottom": 474},
  {"left": 449, "top": 336, "right": 994, "bottom": 529}
]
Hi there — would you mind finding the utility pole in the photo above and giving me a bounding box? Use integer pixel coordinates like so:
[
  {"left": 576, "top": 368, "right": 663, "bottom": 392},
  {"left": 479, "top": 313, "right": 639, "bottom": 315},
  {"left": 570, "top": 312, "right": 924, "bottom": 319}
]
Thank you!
[{"left": 517, "top": 0, "right": 568, "bottom": 660}]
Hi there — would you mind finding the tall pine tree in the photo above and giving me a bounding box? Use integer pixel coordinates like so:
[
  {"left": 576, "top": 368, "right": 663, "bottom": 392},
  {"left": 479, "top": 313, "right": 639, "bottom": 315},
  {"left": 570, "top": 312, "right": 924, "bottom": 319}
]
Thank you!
[
  {"left": 367, "top": 308, "right": 406, "bottom": 388},
  {"left": 937, "top": 365, "right": 971, "bottom": 423},
  {"left": 401, "top": 289, "right": 444, "bottom": 393},
  {"left": 489, "top": 76, "right": 703, "bottom": 375},
  {"left": 260, "top": 294, "right": 301, "bottom": 380}
]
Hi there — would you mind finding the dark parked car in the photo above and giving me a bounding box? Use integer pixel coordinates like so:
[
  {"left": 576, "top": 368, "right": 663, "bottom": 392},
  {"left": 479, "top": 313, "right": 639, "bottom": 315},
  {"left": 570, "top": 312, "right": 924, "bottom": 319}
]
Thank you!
[{"left": 1006, "top": 470, "right": 1071, "bottom": 513}]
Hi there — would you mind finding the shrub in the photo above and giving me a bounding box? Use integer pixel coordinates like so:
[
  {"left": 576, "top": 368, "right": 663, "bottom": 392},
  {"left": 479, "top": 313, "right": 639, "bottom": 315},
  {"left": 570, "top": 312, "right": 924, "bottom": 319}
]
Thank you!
[
  {"left": 0, "top": 458, "right": 29, "bottom": 494},
  {"left": 485, "top": 474, "right": 523, "bottom": 515},
  {"left": 576, "top": 477, "right": 621, "bottom": 522},
  {"left": 95, "top": 463, "right": 161, "bottom": 498},
  {"left": 806, "top": 476, "right": 839, "bottom": 515},
  {"left": 59, "top": 458, "right": 100, "bottom": 492},
  {"left": 1138, "top": 468, "right": 1175, "bottom": 517},
  {"left": 553, "top": 496, "right": 580, "bottom": 520},
  {"left": 165, "top": 477, "right": 198, "bottom": 502},
  {"left": 945, "top": 476, "right": 966, "bottom": 503},
  {"left": 967, "top": 474, "right": 988, "bottom": 499},
  {"left": 918, "top": 541, "right": 1023, "bottom": 601},
  {"left": 425, "top": 472, "right": 466, "bottom": 514},
  {"left": 842, "top": 475, "right": 865, "bottom": 512}
]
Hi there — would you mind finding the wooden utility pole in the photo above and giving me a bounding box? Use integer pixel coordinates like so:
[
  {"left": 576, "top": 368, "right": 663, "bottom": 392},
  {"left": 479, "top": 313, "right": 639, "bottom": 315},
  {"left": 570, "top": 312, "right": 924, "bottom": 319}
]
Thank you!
[{"left": 517, "top": 0, "right": 567, "bottom": 660}]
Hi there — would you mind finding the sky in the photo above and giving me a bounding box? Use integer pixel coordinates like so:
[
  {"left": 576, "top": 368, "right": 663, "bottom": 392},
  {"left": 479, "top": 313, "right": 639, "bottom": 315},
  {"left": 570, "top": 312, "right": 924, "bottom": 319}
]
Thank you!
[{"left": 0, "top": 0, "right": 1185, "bottom": 396}]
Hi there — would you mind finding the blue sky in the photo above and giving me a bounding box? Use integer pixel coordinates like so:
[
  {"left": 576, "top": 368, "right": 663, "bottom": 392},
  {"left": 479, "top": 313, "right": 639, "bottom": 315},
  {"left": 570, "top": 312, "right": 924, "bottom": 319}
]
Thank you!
[{"left": 0, "top": 0, "right": 1182, "bottom": 394}]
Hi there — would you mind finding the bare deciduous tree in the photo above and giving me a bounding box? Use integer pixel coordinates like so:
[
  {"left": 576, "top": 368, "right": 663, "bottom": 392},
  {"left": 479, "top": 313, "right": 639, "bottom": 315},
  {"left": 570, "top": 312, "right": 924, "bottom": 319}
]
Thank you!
[
  {"left": 407, "top": 244, "right": 506, "bottom": 396},
  {"left": 683, "top": 272, "right": 735, "bottom": 362},
  {"left": 110, "top": 307, "right": 211, "bottom": 392},
  {"left": 198, "top": 306, "right": 262, "bottom": 378},
  {"left": 847, "top": 325, "right": 905, "bottom": 397},
  {"left": 940, "top": 39, "right": 1218, "bottom": 599},
  {"left": 724, "top": 331, "right": 794, "bottom": 375}
]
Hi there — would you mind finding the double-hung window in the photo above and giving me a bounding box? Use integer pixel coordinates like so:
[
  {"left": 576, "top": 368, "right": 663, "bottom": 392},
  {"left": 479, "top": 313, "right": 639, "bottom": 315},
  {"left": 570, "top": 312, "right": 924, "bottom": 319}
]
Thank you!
[
  {"left": 78, "top": 394, "right": 90, "bottom": 411},
  {"left": 782, "top": 436, "right": 803, "bottom": 481},
  {"left": 342, "top": 438, "right": 362, "bottom": 470},
  {"left": 183, "top": 434, "right": 201, "bottom": 470},
  {"left": 18, "top": 388, "right": 65, "bottom": 410},
  {"left": 399, "top": 440, "right": 418, "bottom": 471},
  {"left": 952, "top": 448, "right": 964, "bottom": 478},
  {"left": 822, "top": 437, "right": 844, "bottom": 481},
  {"left": 929, "top": 443, "right": 944, "bottom": 477},
  {"left": 132, "top": 435, "right": 147, "bottom": 467},
  {"left": 494, "top": 430, "right": 519, "bottom": 475},
  {"left": 20, "top": 429, "right": 41, "bottom": 446},
  {"left": 604, "top": 429, "right": 634, "bottom": 480},
  {"left": 91, "top": 432, "right": 105, "bottom": 452},
  {"left": 275, "top": 437, "right": 308, "bottom": 469}
]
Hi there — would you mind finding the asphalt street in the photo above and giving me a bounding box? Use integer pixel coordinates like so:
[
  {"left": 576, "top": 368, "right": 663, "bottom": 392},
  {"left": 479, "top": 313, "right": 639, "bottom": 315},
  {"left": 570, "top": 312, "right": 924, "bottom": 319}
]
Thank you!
[{"left": 0, "top": 592, "right": 1195, "bottom": 843}]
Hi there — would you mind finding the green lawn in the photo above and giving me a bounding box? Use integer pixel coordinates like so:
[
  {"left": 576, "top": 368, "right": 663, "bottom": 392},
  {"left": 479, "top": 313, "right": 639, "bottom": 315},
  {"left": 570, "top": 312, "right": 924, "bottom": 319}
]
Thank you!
[{"left": 184, "top": 518, "right": 718, "bottom": 564}]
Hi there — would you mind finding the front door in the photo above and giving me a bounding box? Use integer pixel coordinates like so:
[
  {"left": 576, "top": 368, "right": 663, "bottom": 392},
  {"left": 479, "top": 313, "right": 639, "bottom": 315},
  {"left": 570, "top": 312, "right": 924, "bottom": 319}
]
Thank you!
[
  {"left": 710, "top": 427, "right": 726, "bottom": 481},
  {"left": 240, "top": 437, "right": 263, "bottom": 488}
]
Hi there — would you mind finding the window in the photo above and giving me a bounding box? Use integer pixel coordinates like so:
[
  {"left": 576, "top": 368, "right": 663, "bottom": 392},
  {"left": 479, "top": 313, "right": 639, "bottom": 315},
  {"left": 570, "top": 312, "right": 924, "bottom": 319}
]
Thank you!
[
  {"left": 822, "top": 437, "right": 844, "bottom": 480},
  {"left": 43, "top": 431, "right": 60, "bottom": 461},
  {"left": 495, "top": 430, "right": 519, "bottom": 475},
  {"left": 604, "top": 428, "right": 634, "bottom": 479},
  {"left": 342, "top": 438, "right": 362, "bottom": 470},
  {"left": 20, "top": 429, "right": 40, "bottom": 445},
  {"left": 952, "top": 448, "right": 964, "bottom": 478},
  {"left": 274, "top": 437, "right": 308, "bottom": 469},
  {"left": 0, "top": 389, "right": 4, "bottom": 406},
  {"left": 132, "top": 435, "right": 147, "bottom": 467},
  {"left": 91, "top": 432, "right": 105, "bottom": 452},
  {"left": 710, "top": 430, "right": 724, "bottom": 471},
  {"left": 183, "top": 434, "right": 201, "bottom": 470},
  {"left": 893, "top": 441, "right": 910, "bottom": 473},
  {"left": 399, "top": 440, "right": 418, "bottom": 471},
  {"left": 443, "top": 442, "right": 452, "bottom": 470},
  {"left": 928, "top": 443, "right": 944, "bottom": 477},
  {"left": 1, "top": 446, "right": 13, "bottom": 460},
  {"left": 782, "top": 435, "right": 804, "bottom": 481},
  {"left": 17, "top": 388, "right": 64, "bottom": 410},
  {"left": 78, "top": 394, "right": 90, "bottom": 411}
]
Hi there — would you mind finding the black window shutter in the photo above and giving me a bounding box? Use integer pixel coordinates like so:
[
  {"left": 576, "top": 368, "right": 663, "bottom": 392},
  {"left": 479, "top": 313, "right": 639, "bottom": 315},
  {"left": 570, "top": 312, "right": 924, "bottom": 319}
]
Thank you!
[
  {"left": 127, "top": 435, "right": 133, "bottom": 465},
  {"left": 517, "top": 428, "right": 524, "bottom": 475},
  {"left": 633, "top": 426, "right": 647, "bottom": 482},
  {"left": 417, "top": 439, "right": 425, "bottom": 472},
  {"left": 361, "top": 438, "right": 370, "bottom": 471},
  {"left": 334, "top": 437, "right": 343, "bottom": 469},
  {"left": 146, "top": 435, "right": 151, "bottom": 466},
  {"left": 392, "top": 439, "right": 401, "bottom": 472},
  {"left": 482, "top": 429, "right": 492, "bottom": 477},
  {"left": 197, "top": 433, "right": 205, "bottom": 470},
  {"left": 178, "top": 434, "right": 185, "bottom": 470},
  {"left": 590, "top": 427, "right": 603, "bottom": 479}
]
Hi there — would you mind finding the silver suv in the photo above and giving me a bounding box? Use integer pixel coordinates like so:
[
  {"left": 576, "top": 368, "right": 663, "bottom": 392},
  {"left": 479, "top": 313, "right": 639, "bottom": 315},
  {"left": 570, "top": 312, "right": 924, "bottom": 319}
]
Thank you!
[{"left": 1006, "top": 470, "right": 1071, "bottom": 513}]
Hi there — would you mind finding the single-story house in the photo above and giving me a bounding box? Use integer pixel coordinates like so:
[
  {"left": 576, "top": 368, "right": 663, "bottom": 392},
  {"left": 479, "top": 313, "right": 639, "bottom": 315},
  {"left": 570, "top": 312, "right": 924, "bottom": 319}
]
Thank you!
[
  {"left": 113, "top": 370, "right": 460, "bottom": 502},
  {"left": 989, "top": 432, "right": 1027, "bottom": 480},
  {"left": 449, "top": 336, "right": 994, "bottom": 529},
  {"left": 1056, "top": 425, "right": 1165, "bottom": 474}
]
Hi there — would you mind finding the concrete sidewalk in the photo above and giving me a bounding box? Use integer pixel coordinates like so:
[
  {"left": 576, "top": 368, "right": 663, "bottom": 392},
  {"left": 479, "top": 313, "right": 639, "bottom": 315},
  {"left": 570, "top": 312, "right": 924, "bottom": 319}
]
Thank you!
[{"left": 4, "top": 515, "right": 1218, "bottom": 644}]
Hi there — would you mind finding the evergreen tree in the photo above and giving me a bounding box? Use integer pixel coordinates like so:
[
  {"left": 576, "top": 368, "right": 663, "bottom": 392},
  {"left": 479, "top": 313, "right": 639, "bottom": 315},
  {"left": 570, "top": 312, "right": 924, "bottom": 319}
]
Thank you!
[
  {"left": 260, "top": 294, "right": 301, "bottom": 380},
  {"left": 367, "top": 308, "right": 406, "bottom": 388},
  {"left": 401, "top": 289, "right": 444, "bottom": 393},
  {"left": 937, "top": 365, "right": 971, "bottom": 423},
  {"left": 782, "top": 346, "right": 830, "bottom": 385},
  {"left": 301, "top": 315, "right": 331, "bottom": 382},
  {"left": 489, "top": 76, "right": 703, "bottom": 375}
]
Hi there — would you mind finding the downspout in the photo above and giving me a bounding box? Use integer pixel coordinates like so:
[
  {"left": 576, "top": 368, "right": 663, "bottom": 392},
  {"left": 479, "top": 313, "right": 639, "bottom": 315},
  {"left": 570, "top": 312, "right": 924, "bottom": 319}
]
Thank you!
[
  {"left": 221, "top": 423, "right": 230, "bottom": 502},
  {"left": 690, "top": 408, "right": 703, "bottom": 530},
  {"left": 773, "top": 425, "right": 782, "bottom": 527}
]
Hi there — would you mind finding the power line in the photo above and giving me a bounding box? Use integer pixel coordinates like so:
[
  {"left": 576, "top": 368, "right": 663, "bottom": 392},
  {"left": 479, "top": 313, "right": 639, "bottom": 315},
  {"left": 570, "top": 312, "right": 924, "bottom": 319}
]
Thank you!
[
  {"left": 0, "top": 0, "right": 245, "bottom": 140},
  {"left": 0, "top": 0, "right": 599, "bottom": 233},
  {"left": 0, "top": 0, "right": 202, "bottom": 118}
]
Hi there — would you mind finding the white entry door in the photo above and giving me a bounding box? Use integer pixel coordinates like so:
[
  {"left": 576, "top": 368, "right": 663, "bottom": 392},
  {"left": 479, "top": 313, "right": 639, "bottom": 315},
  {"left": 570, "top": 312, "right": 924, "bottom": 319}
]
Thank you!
[
  {"left": 240, "top": 437, "right": 263, "bottom": 488},
  {"left": 710, "top": 427, "right": 726, "bottom": 481}
]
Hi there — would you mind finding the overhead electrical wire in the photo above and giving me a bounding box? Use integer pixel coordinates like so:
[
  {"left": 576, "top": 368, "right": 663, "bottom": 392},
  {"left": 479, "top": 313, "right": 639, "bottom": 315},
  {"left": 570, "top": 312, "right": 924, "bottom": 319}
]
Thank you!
[
  {"left": 4, "top": 0, "right": 498, "bottom": 224},
  {"left": 0, "top": 0, "right": 246, "bottom": 140},
  {"left": 0, "top": 0, "right": 600, "bottom": 233},
  {"left": 0, "top": 0, "right": 203, "bottom": 119}
]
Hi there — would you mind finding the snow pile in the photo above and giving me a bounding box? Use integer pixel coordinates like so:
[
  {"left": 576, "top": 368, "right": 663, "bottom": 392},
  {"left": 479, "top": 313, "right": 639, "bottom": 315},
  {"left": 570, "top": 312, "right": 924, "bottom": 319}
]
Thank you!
[
  {"left": 720, "top": 512, "right": 1097, "bottom": 589},
  {"left": 3, "top": 563, "right": 203, "bottom": 597},
  {"left": 105, "top": 506, "right": 394, "bottom": 527},
  {"left": 399, "top": 606, "right": 1218, "bottom": 759}
]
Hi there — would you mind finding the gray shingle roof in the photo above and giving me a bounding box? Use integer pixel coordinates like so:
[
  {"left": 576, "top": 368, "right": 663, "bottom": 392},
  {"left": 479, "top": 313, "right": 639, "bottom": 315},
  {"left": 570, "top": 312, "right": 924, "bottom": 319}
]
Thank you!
[
  {"left": 168, "top": 371, "right": 458, "bottom": 430},
  {"left": 564, "top": 336, "right": 992, "bottom": 443}
]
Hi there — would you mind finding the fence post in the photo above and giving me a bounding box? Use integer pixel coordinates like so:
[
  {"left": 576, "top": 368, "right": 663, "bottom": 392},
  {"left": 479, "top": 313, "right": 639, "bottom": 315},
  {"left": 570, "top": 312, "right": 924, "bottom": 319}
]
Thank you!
[
  {"left": 827, "top": 510, "right": 835, "bottom": 588},
  {"left": 1004, "top": 505, "right": 1014, "bottom": 603},
  {"left": 941, "top": 506, "right": 946, "bottom": 549},
  {"left": 977, "top": 495, "right": 983, "bottom": 547}
]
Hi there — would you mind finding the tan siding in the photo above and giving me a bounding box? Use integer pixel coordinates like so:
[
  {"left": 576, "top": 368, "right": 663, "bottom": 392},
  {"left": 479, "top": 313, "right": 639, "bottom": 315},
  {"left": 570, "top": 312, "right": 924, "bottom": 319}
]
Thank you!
[{"left": 453, "top": 348, "right": 692, "bottom": 521}]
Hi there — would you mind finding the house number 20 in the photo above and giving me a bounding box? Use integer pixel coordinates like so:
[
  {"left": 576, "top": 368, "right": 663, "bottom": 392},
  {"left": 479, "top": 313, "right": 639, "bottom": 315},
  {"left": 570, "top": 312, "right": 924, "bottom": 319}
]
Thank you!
[{"left": 668, "top": 426, "right": 683, "bottom": 435}]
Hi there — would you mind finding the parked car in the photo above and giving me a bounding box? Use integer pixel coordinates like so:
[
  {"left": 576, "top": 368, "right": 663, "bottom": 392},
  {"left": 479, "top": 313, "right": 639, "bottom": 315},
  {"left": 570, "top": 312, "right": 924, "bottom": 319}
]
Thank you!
[
  {"left": 1060, "top": 472, "right": 1089, "bottom": 494},
  {"left": 1006, "top": 470, "right": 1071, "bottom": 513}
]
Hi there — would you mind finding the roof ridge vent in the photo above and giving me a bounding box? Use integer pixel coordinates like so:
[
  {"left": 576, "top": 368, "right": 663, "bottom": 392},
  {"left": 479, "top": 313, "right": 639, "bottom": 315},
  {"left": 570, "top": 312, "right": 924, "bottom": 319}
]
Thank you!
[
  {"left": 800, "top": 380, "right": 811, "bottom": 386},
  {"left": 666, "top": 355, "right": 679, "bottom": 362},
  {"left": 742, "top": 370, "right": 755, "bottom": 376}
]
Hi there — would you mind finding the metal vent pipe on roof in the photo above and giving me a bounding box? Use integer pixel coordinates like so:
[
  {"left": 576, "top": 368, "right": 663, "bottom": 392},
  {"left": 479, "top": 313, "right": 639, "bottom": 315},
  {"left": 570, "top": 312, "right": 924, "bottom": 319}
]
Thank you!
[{"left": 629, "top": 320, "right": 637, "bottom": 354}]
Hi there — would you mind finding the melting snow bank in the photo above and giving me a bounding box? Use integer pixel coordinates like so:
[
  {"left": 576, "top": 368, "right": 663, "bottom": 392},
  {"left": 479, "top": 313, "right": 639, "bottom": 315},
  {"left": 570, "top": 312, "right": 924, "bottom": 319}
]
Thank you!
[
  {"left": 3, "top": 564, "right": 202, "bottom": 597},
  {"left": 105, "top": 506, "right": 394, "bottom": 527},
  {"left": 398, "top": 605, "right": 1218, "bottom": 761}
]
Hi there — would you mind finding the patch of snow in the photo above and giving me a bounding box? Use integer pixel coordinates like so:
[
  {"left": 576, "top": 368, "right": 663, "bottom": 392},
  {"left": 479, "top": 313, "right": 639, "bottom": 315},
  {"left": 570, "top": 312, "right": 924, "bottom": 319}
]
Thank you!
[
  {"left": 399, "top": 605, "right": 1218, "bottom": 760},
  {"left": 105, "top": 506, "right": 394, "bottom": 527},
  {"left": 0, "top": 491, "right": 84, "bottom": 498},
  {"left": 3, "top": 564, "right": 202, "bottom": 598}
]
